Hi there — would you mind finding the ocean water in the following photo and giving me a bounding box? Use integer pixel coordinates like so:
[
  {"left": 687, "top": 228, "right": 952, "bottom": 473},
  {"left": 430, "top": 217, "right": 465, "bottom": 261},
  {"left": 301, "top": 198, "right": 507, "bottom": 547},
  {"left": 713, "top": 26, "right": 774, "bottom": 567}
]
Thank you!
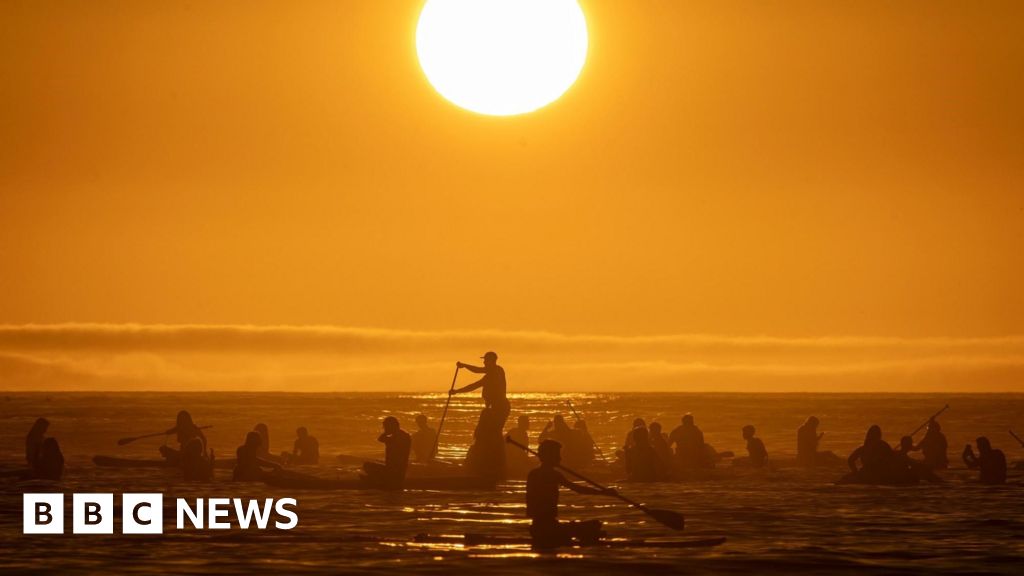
[{"left": 2, "top": 392, "right": 1024, "bottom": 574}]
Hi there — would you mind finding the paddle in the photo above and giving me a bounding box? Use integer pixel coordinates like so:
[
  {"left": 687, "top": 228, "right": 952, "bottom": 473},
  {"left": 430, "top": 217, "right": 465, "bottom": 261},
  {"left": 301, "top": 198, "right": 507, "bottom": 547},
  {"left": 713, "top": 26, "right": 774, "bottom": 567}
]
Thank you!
[
  {"left": 431, "top": 365, "right": 460, "bottom": 460},
  {"left": 907, "top": 404, "right": 949, "bottom": 438},
  {"left": 118, "top": 425, "right": 212, "bottom": 446},
  {"left": 565, "top": 399, "right": 608, "bottom": 462},
  {"left": 506, "top": 436, "right": 685, "bottom": 531},
  {"left": 1009, "top": 429, "right": 1024, "bottom": 448}
]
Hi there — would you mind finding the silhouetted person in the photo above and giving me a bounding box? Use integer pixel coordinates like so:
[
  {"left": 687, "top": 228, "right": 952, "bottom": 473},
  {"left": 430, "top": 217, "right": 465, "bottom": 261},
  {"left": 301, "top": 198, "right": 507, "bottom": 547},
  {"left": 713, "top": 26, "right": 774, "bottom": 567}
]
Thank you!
[
  {"left": 452, "top": 351, "right": 509, "bottom": 478},
  {"left": 506, "top": 415, "right": 532, "bottom": 474},
  {"left": 797, "top": 416, "right": 837, "bottom": 467},
  {"left": 253, "top": 423, "right": 273, "bottom": 459},
  {"left": 915, "top": 419, "right": 949, "bottom": 470},
  {"left": 624, "top": 427, "right": 665, "bottom": 482},
  {"left": 233, "top": 431, "right": 280, "bottom": 481},
  {"left": 161, "top": 410, "right": 207, "bottom": 464},
  {"left": 742, "top": 425, "right": 768, "bottom": 468},
  {"left": 623, "top": 418, "right": 646, "bottom": 449},
  {"left": 25, "top": 417, "right": 49, "bottom": 467},
  {"left": 182, "top": 437, "right": 214, "bottom": 481},
  {"left": 32, "top": 437, "right": 64, "bottom": 481},
  {"left": 847, "top": 425, "right": 896, "bottom": 484},
  {"left": 669, "top": 414, "right": 710, "bottom": 470},
  {"left": 572, "top": 420, "right": 597, "bottom": 466},
  {"left": 363, "top": 416, "right": 412, "bottom": 490},
  {"left": 541, "top": 415, "right": 589, "bottom": 467},
  {"left": 963, "top": 437, "right": 1007, "bottom": 485},
  {"left": 894, "top": 435, "right": 940, "bottom": 484},
  {"left": 411, "top": 414, "right": 437, "bottom": 463},
  {"left": 648, "top": 422, "right": 674, "bottom": 469},
  {"left": 526, "top": 440, "right": 615, "bottom": 548},
  {"left": 288, "top": 427, "right": 319, "bottom": 465}
]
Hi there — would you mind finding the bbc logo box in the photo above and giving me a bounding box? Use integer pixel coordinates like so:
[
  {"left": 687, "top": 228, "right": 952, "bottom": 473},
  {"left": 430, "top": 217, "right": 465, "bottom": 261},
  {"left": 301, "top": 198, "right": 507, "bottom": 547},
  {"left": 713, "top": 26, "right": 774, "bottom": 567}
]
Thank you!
[{"left": 24, "top": 493, "right": 164, "bottom": 535}]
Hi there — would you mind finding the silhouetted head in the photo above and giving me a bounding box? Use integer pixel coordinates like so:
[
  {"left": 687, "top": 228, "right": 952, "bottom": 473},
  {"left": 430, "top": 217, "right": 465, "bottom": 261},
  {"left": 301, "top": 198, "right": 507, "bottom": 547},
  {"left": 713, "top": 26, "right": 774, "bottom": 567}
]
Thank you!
[
  {"left": 176, "top": 410, "right": 193, "bottom": 427},
  {"left": 928, "top": 420, "right": 942, "bottom": 433},
  {"left": 383, "top": 416, "right": 400, "bottom": 434},
  {"left": 649, "top": 422, "right": 662, "bottom": 435},
  {"left": 517, "top": 415, "right": 529, "bottom": 430},
  {"left": 632, "top": 426, "right": 650, "bottom": 446},
  {"left": 296, "top": 427, "right": 308, "bottom": 439},
  {"left": 244, "top": 431, "right": 263, "bottom": 450},
  {"left": 977, "top": 436, "right": 992, "bottom": 454},
  {"left": 900, "top": 436, "right": 913, "bottom": 451},
  {"left": 29, "top": 417, "right": 50, "bottom": 437},
  {"left": 415, "top": 414, "right": 428, "bottom": 429},
  {"left": 553, "top": 414, "right": 568, "bottom": 430},
  {"left": 865, "top": 425, "right": 882, "bottom": 444},
  {"left": 538, "top": 440, "right": 561, "bottom": 465},
  {"left": 682, "top": 413, "right": 695, "bottom": 426},
  {"left": 742, "top": 425, "right": 755, "bottom": 439},
  {"left": 632, "top": 418, "right": 645, "bottom": 429},
  {"left": 481, "top": 351, "right": 498, "bottom": 367},
  {"left": 804, "top": 416, "right": 819, "bottom": 429}
]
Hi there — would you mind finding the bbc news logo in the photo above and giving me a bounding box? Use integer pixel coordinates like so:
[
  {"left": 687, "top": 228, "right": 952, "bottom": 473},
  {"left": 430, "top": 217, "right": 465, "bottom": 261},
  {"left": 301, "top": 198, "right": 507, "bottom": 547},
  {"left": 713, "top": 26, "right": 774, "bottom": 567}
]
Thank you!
[{"left": 24, "top": 494, "right": 298, "bottom": 534}]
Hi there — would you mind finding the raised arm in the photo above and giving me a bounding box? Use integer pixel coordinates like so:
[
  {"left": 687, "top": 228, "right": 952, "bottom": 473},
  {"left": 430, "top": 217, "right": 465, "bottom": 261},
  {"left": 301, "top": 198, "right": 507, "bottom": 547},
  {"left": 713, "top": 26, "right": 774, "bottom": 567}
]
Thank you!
[
  {"left": 847, "top": 446, "right": 863, "bottom": 472},
  {"left": 452, "top": 376, "right": 486, "bottom": 395}
]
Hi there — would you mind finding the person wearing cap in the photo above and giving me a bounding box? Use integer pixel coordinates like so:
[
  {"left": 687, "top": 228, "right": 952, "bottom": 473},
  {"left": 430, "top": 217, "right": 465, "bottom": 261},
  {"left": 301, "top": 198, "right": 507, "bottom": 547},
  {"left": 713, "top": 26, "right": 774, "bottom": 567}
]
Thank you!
[
  {"left": 526, "top": 439, "right": 615, "bottom": 548},
  {"left": 453, "top": 351, "right": 510, "bottom": 478}
]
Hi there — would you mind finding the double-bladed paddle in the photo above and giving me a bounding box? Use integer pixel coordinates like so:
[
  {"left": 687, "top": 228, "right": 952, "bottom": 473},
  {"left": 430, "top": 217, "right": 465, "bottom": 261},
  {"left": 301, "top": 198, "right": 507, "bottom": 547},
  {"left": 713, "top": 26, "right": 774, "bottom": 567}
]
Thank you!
[
  {"left": 118, "top": 425, "right": 212, "bottom": 446},
  {"left": 506, "top": 436, "right": 685, "bottom": 531}
]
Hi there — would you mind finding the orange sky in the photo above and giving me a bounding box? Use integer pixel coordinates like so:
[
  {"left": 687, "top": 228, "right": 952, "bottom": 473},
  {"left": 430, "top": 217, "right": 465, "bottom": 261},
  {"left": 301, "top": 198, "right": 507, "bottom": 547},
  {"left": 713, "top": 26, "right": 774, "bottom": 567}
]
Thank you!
[{"left": 1, "top": 1, "right": 1022, "bottom": 390}]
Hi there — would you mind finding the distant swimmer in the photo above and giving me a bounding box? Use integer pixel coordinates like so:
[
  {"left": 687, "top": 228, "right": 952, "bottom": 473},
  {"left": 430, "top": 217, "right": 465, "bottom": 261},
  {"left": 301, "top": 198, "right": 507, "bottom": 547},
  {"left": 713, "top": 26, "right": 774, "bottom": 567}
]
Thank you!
[
  {"left": 182, "top": 437, "right": 214, "bottom": 481},
  {"left": 25, "top": 417, "right": 50, "bottom": 467},
  {"left": 233, "top": 431, "right": 281, "bottom": 482},
  {"left": 411, "top": 415, "right": 437, "bottom": 463},
  {"left": 363, "top": 416, "right": 412, "bottom": 490},
  {"left": 624, "top": 427, "right": 665, "bottom": 482},
  {"left": 161, "top": 410, "right": 208, "bottom": 465},
  {"left": 963, "top": 437, "right": 1007, "bottom": 485},
  {"left": 669, "top": 414, "right": 711, "bottom": 470},
  {"left": 33, "top": 437, "right": 64, "bottom": 481},
  {"left": 452, "top": 352, "right": 509, "bottom": 478},
  {"left": 797, "top": 416, "right": 838, "bottom": 467},
  {"left": 285, "top": 427, "right": 320, "bottom": 465},
  {"left": 914, "top": 419, "right": 949, "bottom": 470},
  {"left": 526, "top": 440, "right": 616, "bottom": 549},
  {"left": 739, "top": 425, "right": 768, "bottom": 469},
  {"left": 505, "top": 415, "right": 532, "bottom": 475}
]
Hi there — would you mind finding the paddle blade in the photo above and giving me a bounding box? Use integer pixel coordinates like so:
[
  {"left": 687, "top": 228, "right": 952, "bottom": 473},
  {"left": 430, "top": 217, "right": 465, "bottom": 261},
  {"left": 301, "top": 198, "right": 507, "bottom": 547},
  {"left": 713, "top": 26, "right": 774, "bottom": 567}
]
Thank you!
[
  {"left": 117, "top": 437, "right": 136, "bottom": 446},
  {"left": 647, "top": 508, "right": 685, "bottom": 531}
]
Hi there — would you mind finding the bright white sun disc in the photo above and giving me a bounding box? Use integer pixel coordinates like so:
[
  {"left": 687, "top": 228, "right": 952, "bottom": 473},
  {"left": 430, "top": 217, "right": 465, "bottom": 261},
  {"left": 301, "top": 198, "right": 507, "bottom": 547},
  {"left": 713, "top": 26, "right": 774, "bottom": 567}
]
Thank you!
[{"left": 416, "top": 0, "right": 588, "bottom": 116}]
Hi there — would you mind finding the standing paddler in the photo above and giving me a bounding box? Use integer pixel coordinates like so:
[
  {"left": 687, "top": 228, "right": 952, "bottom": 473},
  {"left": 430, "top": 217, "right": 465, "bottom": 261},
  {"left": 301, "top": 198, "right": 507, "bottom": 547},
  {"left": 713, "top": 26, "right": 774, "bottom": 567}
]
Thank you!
[{"left": 451, "top": 351, "right": 509, "bottom": 479}]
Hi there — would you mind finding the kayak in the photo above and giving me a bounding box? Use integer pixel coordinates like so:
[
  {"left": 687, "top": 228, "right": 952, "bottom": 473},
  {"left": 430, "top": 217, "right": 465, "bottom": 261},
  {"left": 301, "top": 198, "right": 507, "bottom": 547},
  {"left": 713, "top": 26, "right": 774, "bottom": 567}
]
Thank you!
[
  {"left": 93, "top": 455, "right": 236, "bottom": 470},
  {"left": 263, "top": 471, "right": 495, "bottom": 491},
  {"left": 411, "top": 533, "right": 727, "bottom": 549}
]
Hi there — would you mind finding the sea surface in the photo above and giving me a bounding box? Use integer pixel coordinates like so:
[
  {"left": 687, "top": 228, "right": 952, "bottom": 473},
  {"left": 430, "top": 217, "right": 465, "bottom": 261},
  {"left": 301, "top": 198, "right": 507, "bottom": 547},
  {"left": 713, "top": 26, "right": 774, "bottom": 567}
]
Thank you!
[{"left": 2, "top": 392, "right": 1024, "bottom": 574}]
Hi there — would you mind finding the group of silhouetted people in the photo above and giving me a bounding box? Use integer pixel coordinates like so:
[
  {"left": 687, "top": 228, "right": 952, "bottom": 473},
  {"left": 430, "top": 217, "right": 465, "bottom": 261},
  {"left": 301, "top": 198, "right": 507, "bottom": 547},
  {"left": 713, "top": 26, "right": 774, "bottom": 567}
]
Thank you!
[{"left": 618, "top": 414, "right": 730, "bottom": 481}]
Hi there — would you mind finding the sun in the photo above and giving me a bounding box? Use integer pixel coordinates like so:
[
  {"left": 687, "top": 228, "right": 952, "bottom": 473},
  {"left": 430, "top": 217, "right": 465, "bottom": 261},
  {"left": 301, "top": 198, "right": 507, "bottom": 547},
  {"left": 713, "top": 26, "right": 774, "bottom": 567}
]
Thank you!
[{"left": 416, "top": 0, "right": 589, "bottom": 116}]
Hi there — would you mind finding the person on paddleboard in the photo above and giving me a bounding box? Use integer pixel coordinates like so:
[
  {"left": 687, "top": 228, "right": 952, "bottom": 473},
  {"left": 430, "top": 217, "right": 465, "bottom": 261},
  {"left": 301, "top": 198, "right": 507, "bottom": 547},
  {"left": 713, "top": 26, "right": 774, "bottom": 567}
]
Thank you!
[
  {"left": 505, "top": 415, "right": 532, "bottom": 475},
  {"left": 161, "top": 410, "right": 207, "bottom": 464},
  {"left": 914, "top": 419, "right": 949, "bottom": 470},
  {"left": 286, "top": 426, "right": 320, "bottom": 465},
  {"left": 25, "top": 417, "right": 50, "bottom": 467},
  {"left": 797, "top": 416, "right": 838, "bottom": 467},
  {"left": 669, "top": 413, "right": 711, "bottom": 470},
  {"left": 411, "top": 414, "right": 437, "bottom": 463},
  {"left": 363, "top": 416, "right": 412, "bottom": 489},
  {"left": 741, "top": 425, "right": 768, "bottom": 469},
  {"left": 527, "top": 439, "right": 616, "bottom": 548},
  {"left": 963, "top": 436, "right": 1007, "bottom": 485},
  {"left": 233, "top": 431, "right": 281, "bottom": 482},
  {"left": 452, "top": 351, "right": 509, "bottom": 477}
]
